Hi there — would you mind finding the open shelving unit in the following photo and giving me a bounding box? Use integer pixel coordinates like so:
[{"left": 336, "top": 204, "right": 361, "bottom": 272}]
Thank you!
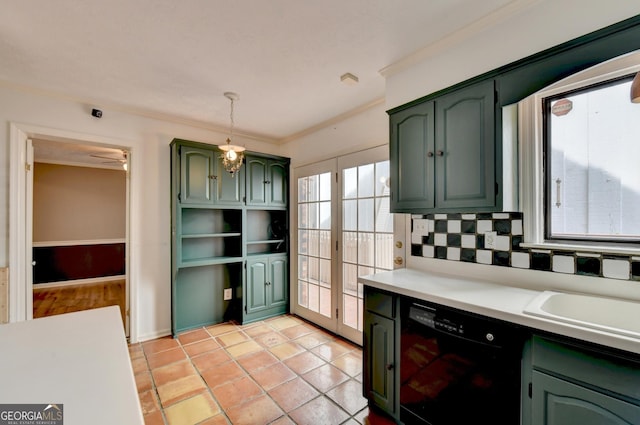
[
  {"left": 246, "top": 209, "right": 287, "bottom": 256},
  {"left": 171, "top": 139, "right": 290, "bottom": 336}
]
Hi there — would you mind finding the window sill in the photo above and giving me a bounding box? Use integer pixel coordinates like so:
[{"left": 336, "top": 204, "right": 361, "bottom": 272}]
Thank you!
[{"left": 520, "top": 242, "right": 640, "bottom": 257}]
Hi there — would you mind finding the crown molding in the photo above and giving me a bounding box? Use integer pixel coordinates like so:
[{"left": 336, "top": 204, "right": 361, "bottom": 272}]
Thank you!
[
  {"left": 277, "top": 97, "right": 385, "bottom": 145},
  {"left": 0, "top": 79, "right": 280, "bottom": 144},
  {"left": 379, "top": 0, "right": 542, "bottom": 78}
]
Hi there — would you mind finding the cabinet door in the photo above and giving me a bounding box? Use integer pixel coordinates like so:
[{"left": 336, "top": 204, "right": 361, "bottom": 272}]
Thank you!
[
  {"left": 435, "top": 80, "right": 496, "bottom": 210},
  {"left": 267, "top": 161, "right": 287, "bottom": 207},
  {"left": 214, "top": 154, "right": 244, "bottom": 205},
  {"left": 364, "top": 312, "right": 396, "bottom": 414},
  {"left": 246, "top": 258, "right": 268, "bottom": 314},
  {"left": 246, "top": 157, "right": 268, "bottom": 206},
  {"left": 181, "top": 146, "right": 214, "bottom": 204},
  {"left": 268, "top": 256, "right": 288, "bottom": 308},
  {"left": 389, "top": 101, "right": 435, "bottom": 212},
  {"left": 532, "top": 371, "right": 640, "bottom": 425}
]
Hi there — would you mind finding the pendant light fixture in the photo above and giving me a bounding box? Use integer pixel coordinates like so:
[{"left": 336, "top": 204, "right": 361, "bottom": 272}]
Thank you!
[
  {"left": 218, "top": 92, "right": 245, "bottom": 176},
  {"left": 631, "top": 71, "right": 640, "bottom": 103}
]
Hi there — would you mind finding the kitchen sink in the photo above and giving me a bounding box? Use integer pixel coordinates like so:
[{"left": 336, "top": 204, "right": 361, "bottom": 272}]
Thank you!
[{"left": 523, "top": 291, "right": 640, "bottom": 339}]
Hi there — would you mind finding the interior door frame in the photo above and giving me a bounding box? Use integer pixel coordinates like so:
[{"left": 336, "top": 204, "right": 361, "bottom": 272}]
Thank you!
[{"left": 9, "top": 122, "right": 134, "bottom": 338}]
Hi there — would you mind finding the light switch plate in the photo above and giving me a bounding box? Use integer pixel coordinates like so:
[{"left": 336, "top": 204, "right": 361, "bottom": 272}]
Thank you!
[{"left": 223, "top": 288, "right": 232, "bottom": 301}]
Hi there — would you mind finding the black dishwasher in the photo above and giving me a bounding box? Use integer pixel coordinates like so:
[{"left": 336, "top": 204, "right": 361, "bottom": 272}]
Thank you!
[{"left": 400, "top": 297, "right": 526, "bottom": 425}]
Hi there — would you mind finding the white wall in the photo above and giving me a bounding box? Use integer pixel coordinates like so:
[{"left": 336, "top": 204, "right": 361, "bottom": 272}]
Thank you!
[
  {"left": 279, "top": 101, "right": 388, "bottom": 167},
  {"left": 385, "top": 0, "right": 640, "bottom": 110},
  {"left": 0, "top": 84, "right": 279, "bottom": 341}
]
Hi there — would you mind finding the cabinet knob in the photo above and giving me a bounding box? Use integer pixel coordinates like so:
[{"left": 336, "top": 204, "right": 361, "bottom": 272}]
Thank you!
[
  {"left": 386, "top": 363, "right": 394, "bottom": 371},
  {"left": 395, "top": 241, "right": 403, "bottom": 249},
  {"left": 427, "top": 151, "right": 434, "bottom": 158},
  {"left": 436, "top": 150, "right": 444, "bottom": 156},
  {"left": 209, "top": 175, "right": 217, "bottom": 180},
  {"left": 394, "top": 256, "right": 403, "bottom": 265}
]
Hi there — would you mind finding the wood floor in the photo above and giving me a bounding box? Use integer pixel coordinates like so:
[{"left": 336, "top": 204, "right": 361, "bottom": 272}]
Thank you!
[{"left": 33, "top": 279, "right": 126, "bottom": 327}]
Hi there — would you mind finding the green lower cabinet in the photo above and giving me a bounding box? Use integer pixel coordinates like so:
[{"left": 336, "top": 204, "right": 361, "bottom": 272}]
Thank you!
[
  {"left": 532, "top": 371, "right": 640, "bottom": 425},
  {"left": 364, "top": 312, "right": 396, "bottom": 414},
  {"left": 363, "top": 288, "right": 398, "bottom": 420},
  {"left": 526, "top": 336, "right": 640, "bottom": 425},
  {"left": 244, "top": 255, "right": 288, "bottom": 323}
]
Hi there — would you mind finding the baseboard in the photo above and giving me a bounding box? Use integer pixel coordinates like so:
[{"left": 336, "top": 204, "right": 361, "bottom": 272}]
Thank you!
[
  {"left": 136, "top": 328, "right": 172, "bottom": 343},
  {"left": 33, "top": 275, "right": 126, "bottom": 289}
]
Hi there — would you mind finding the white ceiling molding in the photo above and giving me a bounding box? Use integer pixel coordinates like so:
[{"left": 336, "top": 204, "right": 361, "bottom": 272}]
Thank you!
[{"left": 379, "top": 0, "right": 543, "bottom": 78}]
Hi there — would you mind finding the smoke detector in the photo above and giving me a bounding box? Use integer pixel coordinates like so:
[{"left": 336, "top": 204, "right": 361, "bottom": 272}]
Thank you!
[{"left": 340, "top": 72, "right": 359, "bottom": 86}]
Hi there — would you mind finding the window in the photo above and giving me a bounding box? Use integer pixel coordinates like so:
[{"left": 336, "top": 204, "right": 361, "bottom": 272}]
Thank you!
[
  {"left": 544, "top": 75, "right": 640, "bottom": 243},
  {"left": 519, "top": 50, "right": 640, "bottom": 253}
]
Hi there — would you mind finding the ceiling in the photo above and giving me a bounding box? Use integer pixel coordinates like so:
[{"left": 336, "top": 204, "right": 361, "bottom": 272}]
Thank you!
[{"left": 2, "top": 0, "right": 515, "bottom": 143}]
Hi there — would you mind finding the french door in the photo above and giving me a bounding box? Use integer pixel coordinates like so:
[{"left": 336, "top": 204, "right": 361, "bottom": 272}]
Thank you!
[{"left": 292, "top": 146, "right": 393, "bottom": 345}]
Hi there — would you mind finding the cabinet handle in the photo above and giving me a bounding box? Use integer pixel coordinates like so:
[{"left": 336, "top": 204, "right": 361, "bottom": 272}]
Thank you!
[
  {"left": 209, "top": 175, "right": 217, "bottom": 180},
  {"left": 427, "top": 151, "right": 434, "bottom": 158},
  {"left": 386, "top": 363, "right": 394, "bottom": 371},
  {"left": 436, "top": 150, "right": 444, "bottom": 156},
  {"left": 264, "top": 180, "right": 271, "bottom": 184}
]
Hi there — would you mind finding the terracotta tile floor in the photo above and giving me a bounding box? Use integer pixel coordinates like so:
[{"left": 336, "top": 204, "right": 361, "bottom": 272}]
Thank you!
[{"left": 129, "top": 314, "right": 393, "bottom": 425}]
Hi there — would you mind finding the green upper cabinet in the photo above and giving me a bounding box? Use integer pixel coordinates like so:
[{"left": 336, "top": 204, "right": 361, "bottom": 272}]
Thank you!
[
  {"left": 389, "top": 79, "right": 497, "bottom": 213},
  {"left": 390, "top": 101, "right": 435, "bottom": 211},
  {"left": 435, "top": 79, "right": 495, "bottom": 210},
  {"left": 246, "top": 156, "right": 287, "bottom": 208},
  {"left": 179, "top": 144, "right": 244, "bottom": 206}
]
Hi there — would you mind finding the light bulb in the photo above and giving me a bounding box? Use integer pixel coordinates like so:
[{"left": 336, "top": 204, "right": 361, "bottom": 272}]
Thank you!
[{"left": 226, "top": 149, "right": 237, "bottom": 161}]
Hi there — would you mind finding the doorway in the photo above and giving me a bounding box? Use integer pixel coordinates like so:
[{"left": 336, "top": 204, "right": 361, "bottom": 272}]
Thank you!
[
  {"left": 8, "top": 123, "right": 132, "bottom": 337},
  {"left": 292, "top": 145, "right": 393, "bottom": 345},
  {"left": 31, "top": 140, "right": 129, "bottom": 331}
]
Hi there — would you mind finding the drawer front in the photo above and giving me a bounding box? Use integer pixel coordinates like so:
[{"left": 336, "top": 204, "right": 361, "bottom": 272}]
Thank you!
[{"left": 364, "top": 288, "right": 395, "bottom": 319}]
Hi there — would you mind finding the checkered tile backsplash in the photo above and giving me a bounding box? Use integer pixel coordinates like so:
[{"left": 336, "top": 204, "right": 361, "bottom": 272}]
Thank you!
[{"left": 410, "top": 212, "right": 640, "bottom": 281}]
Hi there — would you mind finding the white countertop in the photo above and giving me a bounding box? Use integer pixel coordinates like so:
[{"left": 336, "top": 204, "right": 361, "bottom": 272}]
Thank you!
[
  {"left": 359, "top": 268, "right": 640, "bottom": 355},
  {"left": 0, "top": 306, "right": 144, "bottom": 425}
]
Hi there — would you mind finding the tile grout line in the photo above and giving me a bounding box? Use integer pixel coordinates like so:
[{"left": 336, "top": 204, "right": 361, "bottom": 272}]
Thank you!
[{"left": 135, "top": 316, "right": 367, "bottom": 425}]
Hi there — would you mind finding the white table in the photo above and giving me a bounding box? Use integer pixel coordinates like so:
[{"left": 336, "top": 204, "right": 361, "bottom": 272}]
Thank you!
[{"left": 0, "top": 306, "right": 144, "bottom": 425}]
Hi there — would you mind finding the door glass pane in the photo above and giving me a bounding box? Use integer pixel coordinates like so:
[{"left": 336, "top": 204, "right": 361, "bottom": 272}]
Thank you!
[
  {"left": 319, "top": 230, "right": 332, "bottom": 259},
  {"left": 319, "top": 172, "right": 331, "bottom": 201},
  {"left": 358, "top": 163, "right": 374, "bottom": 198},
  {"left": 297, "top": 172, "right": 332, "bottom": 319},
  {"left": 358, "top": 199, "right": 374, "bottom": 231},
  {"left": 319, "top": 201, "right": 331, "bottom": 229},
  {"left": 343, "top": 200, "right": 357, "bottom": 231},
  {"left": 298, "top": 281, "right": 308, "bottom": 308},
  {"left": 375, "top": 161, "right": 390, "bottom": 196},
  {"left": 342, "top": 232, "right": 357, "bottom": 263},
  {"left": 341, "top": 160, "right": 393, "bottom": 333},
  {"left": 344, "top": 167, "right": 357, "bottom": 199}
]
